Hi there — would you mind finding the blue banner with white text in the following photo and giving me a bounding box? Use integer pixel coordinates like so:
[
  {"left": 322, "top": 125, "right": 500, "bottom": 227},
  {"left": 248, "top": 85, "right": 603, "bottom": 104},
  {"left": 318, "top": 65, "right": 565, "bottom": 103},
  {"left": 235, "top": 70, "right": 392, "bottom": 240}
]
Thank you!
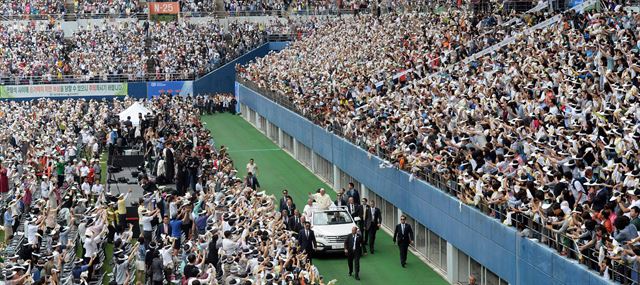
[{"left": 147, "top": 81, "right": 193, "bottom": 98}]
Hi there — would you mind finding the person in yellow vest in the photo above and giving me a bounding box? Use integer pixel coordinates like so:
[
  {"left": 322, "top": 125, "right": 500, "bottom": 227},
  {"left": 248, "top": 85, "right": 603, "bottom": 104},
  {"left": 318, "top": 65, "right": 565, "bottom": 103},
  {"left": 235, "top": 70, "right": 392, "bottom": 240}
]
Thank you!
[
  {"left": 107, "top": 202, "right": 118, "bottom": 242},
  {"left": 117, "top": 188, "right": 133, "bottom": 230}
]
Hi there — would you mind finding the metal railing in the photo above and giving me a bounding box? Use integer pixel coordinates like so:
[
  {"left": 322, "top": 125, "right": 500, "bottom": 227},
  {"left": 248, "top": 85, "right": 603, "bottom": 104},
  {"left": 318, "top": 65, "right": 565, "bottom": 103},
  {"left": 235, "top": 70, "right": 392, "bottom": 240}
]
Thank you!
[
  {"left": 266, "top": 33, "right": 297, "bottom": 42},
  {"left": 0, "top": 10, "right": 322, "bottom": 21},
  {"left": 0, "top": 70, "right": 215, "bottom": 86},
  {"left": 236, "top": 76, "right": 640, "bottom": 284}
]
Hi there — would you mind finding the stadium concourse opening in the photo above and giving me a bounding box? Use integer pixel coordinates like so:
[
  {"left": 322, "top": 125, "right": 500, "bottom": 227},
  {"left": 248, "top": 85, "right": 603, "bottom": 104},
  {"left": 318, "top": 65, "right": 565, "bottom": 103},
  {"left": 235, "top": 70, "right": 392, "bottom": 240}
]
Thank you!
[{"left": 203, "top": 113, "right": 448, "bottom": 285}]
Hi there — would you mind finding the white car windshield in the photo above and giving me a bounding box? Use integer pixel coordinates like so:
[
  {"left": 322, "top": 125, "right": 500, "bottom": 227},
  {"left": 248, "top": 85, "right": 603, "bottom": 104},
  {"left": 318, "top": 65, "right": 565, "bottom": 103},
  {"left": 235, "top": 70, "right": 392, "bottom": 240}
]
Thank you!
[{"left": 313, "top": 211, "right": 353, "bottom": 225}]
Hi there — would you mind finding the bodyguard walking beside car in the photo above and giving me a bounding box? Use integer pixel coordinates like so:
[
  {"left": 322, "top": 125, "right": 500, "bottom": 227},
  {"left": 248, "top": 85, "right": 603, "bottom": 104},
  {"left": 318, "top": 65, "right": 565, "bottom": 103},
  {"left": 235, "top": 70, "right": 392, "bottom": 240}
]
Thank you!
[
  {"left": 365, "top": 200, "right": 382, "bottom": 254},
  {"left": 298, "top": 221, "right": 317, "bottom": 263},
  {"left": 344, "top": 226, "right": 363, "bottom": 280},
  {"left": 393, "top": 215, "right": 413, "bottom": 267}
]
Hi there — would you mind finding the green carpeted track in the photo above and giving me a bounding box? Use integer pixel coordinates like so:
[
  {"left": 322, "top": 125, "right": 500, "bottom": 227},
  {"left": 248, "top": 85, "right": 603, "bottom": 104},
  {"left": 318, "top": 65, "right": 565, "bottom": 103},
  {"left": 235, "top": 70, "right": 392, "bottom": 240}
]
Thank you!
[{"left": 203, "top": 113, "right": 448, "bottom": 285}]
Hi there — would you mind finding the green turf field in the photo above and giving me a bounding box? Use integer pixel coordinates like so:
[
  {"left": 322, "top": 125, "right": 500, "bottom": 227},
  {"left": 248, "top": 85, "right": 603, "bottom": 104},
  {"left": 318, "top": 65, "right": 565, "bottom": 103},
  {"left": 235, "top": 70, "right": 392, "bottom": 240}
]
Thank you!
[{"left": 203, "top": 113, "right": 448, "bottom": 285}]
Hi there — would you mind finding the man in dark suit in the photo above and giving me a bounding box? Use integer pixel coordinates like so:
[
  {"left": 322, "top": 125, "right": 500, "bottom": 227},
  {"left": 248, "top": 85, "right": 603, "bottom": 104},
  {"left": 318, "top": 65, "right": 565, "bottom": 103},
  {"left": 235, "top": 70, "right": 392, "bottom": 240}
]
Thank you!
[
  {"left": 346, "top": 183, "right": 361, "bottom": 205},
  {"left": 281, "top": 210, "right": 291, "bottom": 231},
  {"left": 298, "top": 222, "right": 317, "bottom": 263},
  {"left": 335, "top": 188, "right": 347, "bottom": 207},
  {"left": 283, "top": 197, "right": 296, "bottom": 218},
  {"left": 157, "top": 216, "right": 171, "bottom": 239},
  {"left": 589, "top": 183, "right": 609, "bottom": 212},
  {"left": 393, "top": 215, "right": 413, "bottom": 267},
  {"left": 244, "top": 172, "right": 260, "bottom": 190},
  {"left": 279, "top": 189, "right": 292, "bottom": 211},
  {"left": 163, "top": 142, "right": 175, "bottom": 182},
  {"left": 289, "top": 210, "right": 304, "bottom": 233},
  {"left": 359, "top": 198, "right": 369, "bottom": 254},
  {"left": 347, "top": 197, "right": 362, "bottom": 225},
  {"left": 364, "top": 200, "right": 382, "bottom": 254},
  {"left": 344, "top": 226, "right": 363, "bottom": 280}
]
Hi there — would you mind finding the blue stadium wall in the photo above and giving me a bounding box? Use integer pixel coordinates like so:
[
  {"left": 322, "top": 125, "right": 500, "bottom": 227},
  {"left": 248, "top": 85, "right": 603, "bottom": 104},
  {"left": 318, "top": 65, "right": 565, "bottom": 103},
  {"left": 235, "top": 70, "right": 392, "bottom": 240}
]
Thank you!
[
  {"left": 236, "top": 82, "right": 611, "bottom": 285},
  {"left": 192, "top": 42, "right": 288, "bottom": 95},
  {"left": 130, "top": 43, "right": 279, "bottom": 98},
  {"left": 132, "top": 42, "right": 289, "bottom": 98}
]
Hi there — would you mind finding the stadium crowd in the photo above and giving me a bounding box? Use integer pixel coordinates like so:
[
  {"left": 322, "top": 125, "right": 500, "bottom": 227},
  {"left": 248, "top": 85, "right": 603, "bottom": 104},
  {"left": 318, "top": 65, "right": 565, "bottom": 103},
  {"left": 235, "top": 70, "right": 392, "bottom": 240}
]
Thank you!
[
  {"left": 0, "top": 95, "right": 328, "bottom": 285},
  {"left": 75, "top": 0, "right": 141, "bottom": 16},
  {"left": 149, "top": 21, "right": 266, "bottom": 81},
  {"left": 0, "top": 0, "right": 369, "bottom": 16},
  {"left": 0, "top": 0, "right": 66, "bottom": 16},
  {"left": 0, "top": 21, "right": 66, "bottom": 85},
  {"left": 0, "top": 19, "right": 271, "bottom": 84},
  {"left": 67, "top": 22, "right": 147, "bottom": 82},
  {"left": 242, "top": 6, "right": 640, "bottom": 283},
  {"left": 0, "top": 0, "right": 548, "bottom": 85},
  {"left": 241, "top": 9, "right": 549, "bottom": 105},
  {"left": 223, "top": 0, "right": 334, "bottom": 14}
]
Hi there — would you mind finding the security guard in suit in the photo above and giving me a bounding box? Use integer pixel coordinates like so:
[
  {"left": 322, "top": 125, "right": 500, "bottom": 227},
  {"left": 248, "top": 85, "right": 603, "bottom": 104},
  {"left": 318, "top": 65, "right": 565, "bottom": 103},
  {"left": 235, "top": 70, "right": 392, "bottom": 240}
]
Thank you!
[
  {"left": 393, "top": 215, "right": 413, "bottom": 267},
  {"left": 364, "top": 200, "right": 382, "bottom": 254},
  {"left": 344, "top": 226, "right": 363, "bottom": 280}
]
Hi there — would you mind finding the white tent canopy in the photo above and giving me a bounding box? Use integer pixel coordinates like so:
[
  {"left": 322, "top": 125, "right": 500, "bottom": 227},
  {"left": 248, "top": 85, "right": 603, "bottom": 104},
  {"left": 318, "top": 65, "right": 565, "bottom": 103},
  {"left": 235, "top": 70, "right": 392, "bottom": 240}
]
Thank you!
[{"left": 118, "top": 102, "right": 151, "bottom": 126}]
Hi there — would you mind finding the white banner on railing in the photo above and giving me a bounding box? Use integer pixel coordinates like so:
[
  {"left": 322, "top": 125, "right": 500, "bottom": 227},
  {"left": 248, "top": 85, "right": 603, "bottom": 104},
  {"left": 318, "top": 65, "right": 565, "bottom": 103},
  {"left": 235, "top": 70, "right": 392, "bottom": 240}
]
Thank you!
[{"left": 0, "top": 83, "right": 128, "bottom": 98}]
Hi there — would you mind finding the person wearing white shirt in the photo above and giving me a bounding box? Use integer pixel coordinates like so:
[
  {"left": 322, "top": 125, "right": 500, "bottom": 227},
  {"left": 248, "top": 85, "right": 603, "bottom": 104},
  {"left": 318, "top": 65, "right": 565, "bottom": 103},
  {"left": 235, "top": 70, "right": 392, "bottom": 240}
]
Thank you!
[
  {"left": 302, "top": 198, "right": 314, "bottom": 222},
  {"left": 246, "top": 255, "right": 260, "bottom": 275},
  {"left": 221, "top": 231, "right": 238, "bottom": 253},
  {"left": 92, "top": 142, "right": 99, "bottom": 158},
  {"left": 80, "top": 163, "right": 90, "bottom": 178},
  {"left": 137, "top": 202, "right": 147, "bottom": 232},
  {"left": 67, "top": 146, "right": 76, "bottom": 161},
  {"left": 81, "top": 180, "right": 91, "bottom": 198},
  {"left": 65, "top": 164, "right": 75, "bottom": 184},
  {"left": 222, "top": 220, "right": 232, "bottom": 232},
  {"left": 246, "top": 159, "right": 258, "bottom": 176},
  {"left": 91, "top": 183, "right": 103, "bottom": 198},
  {"left": 40, "top": 178, "right": 50, "bottom": 199},
  {"left": 169, "top": 199, "right": 178, "bottom": 219},
  {"left": 26, "top": 218, "right": 39, "bottom": 245},
  {"left": 159, "top": 244, "right": 174, "bottom": 268},
  {"left": 311, "top": 188, "right": 332, "bottom": 210},
  {"left": 83, "top": 231, "right": 102, "bottom": 261},
  {"left": 140, "top": 209, "right": 159, "bottom": 247}
]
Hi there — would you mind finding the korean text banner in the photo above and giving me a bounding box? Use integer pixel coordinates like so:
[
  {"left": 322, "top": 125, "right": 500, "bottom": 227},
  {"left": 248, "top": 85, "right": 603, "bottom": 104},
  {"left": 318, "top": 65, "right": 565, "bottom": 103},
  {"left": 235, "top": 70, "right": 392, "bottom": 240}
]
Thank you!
[{"left": 0, "top": 83, "right": 128, "bottom": 98}]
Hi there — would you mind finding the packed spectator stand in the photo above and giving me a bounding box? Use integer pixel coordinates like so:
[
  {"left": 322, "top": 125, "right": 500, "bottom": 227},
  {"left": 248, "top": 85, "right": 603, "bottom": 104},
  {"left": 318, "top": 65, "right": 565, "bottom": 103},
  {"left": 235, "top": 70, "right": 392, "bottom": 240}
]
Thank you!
[
  {"left": 0, "top": 19, "right": 275, "bottom": 84},
  {"left": 240, "top": 6, "right": 552, "bottom": 119},
  {"left": 0, "top": 0, "right": 547, "bottom": 20},
  {"left": 0, "top": 0, "right": 548, "bottom": 85},
  {"left": 0, "top": 95, "right": 328, "bottom": 285},
  {"left": 0, "top": 0, "right": 408, "bottom": 18},
  {"left": 240, "top": 2, "right": 640, "bottom": 284},
  {"left": 1, "top": 0, "right": 635, "bottom": 283}
]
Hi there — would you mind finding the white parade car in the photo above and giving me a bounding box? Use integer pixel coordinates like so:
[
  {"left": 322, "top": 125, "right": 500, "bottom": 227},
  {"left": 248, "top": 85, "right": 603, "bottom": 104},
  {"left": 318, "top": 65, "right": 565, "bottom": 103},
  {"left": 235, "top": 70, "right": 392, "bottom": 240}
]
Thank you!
[{"left": 311, "top": 206, "right": 357, "bottom": 252}]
